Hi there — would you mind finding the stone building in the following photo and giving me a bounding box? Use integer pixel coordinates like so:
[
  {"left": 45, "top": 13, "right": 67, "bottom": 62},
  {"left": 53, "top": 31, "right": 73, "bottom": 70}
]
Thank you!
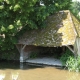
[{"left": 16, "top": 10, "right": 80, "bottom": 62}]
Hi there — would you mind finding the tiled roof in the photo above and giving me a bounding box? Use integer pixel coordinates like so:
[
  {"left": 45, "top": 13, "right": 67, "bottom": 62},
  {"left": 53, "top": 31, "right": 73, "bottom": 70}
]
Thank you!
[{"left": 18, "top": 10, "right": 80, "bottom": 47}]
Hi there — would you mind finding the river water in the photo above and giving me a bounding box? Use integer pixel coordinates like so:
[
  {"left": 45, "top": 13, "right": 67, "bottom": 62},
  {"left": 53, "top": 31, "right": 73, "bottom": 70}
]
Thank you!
[{"left": 0, "top": 61, "right": 80, "bottom": 80}]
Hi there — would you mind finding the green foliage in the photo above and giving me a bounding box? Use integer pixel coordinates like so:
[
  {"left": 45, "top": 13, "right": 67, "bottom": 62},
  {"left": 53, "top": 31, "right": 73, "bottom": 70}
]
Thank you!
[
  {"left": 60, "top": 49, "right": 73, "bottom": 66},
  {"left": 0, "top": 46, "right": 19, "bottom": 60},
  {"left": 69, "top": 1, "right": 80, "bottom": 20},
  {"left": 61, "top": 48, "right": 80, "bottom": 72},
  {"left": 66, "top": 56, "right": 80, "bottom": 72},
  {"left": 0, "top": 0, "right": 72, "bottom": 60},
  {"left": 30, "top": 52, "right": 38, "bottom": 58}
]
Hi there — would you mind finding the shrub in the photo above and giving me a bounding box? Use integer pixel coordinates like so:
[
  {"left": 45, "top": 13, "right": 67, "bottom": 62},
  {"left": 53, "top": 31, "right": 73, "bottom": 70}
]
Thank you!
[
  {"left": 60, "top": 48, "right": 73, "bottom": 66},
  {"left": 30, "top": 52, "right": 39, "bottom": 58},
  {"left": 66, "top": 56, "right": 80, "bottom": 72},
  {"left": 60, "top": 48, "right": 80, "bottom": 72}
]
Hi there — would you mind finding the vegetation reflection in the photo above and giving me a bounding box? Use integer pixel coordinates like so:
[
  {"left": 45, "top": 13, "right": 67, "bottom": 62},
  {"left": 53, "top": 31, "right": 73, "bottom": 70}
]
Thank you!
[{"left": 0, "top": 74, "right": 5, "bottom": 80}]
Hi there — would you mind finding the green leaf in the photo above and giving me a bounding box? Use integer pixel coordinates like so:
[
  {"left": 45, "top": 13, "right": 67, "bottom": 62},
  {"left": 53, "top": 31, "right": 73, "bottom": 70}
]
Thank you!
[
  {"left": 5, "top": 0, "right": 10, "bottom": 4},
  {"left": 55, "top": 3, "right": 59, "bottom": 7},
  {"left": 17, "top": 20, "right": 22, "bottom": 26},
  {"left": 1, "top": 26, "right": 6, "bottom": 31},
  {"left": 8, "top": 25, "right": 14, "bottom": 30},
  {"left": 14, "top": 4, "right": 20, "bottom": 11},
  {"left": 0, "top": 5, "right": 4, "bottom": 9}
]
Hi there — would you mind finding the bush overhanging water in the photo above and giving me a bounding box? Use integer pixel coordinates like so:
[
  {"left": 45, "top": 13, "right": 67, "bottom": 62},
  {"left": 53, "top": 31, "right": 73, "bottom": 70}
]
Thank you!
[{"left": 60, "top": 49, "right": 80, "bottom": 72}]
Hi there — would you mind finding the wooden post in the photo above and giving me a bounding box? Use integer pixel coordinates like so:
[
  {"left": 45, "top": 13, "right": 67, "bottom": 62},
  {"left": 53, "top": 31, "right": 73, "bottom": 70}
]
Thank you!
[
  {"left": 74, "top": 37, "right": 80, "bottom": 56},
  {"left": 16, "top": 44, "right": 20, "bottom": 53},
  {"left": 22, "top": 44, "right": 26, "bottom": 50},
  {"left": 66, "top": 45, "right": 75, "bottom": 55}
]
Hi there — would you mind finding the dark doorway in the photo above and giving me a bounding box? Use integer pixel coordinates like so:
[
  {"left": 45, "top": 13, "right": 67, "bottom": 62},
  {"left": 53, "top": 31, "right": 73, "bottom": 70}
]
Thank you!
[{"left": 30, "top": 46, "right": 66, "bottom": 59}]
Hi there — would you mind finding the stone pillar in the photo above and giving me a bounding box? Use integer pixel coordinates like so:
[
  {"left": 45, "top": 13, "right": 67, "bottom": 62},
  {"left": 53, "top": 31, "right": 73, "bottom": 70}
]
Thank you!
[
  {"left": 20, "top": 62, "right": 24, "bottom": 69},
  {"left": 20, "top": 45, "right": 30, "bottom": 62},
  {"left": 74, "top": 37, "right": 80, "bottom": 56},
  {"left": 20, "top": 49, "right": 24, "bottom": 62}
]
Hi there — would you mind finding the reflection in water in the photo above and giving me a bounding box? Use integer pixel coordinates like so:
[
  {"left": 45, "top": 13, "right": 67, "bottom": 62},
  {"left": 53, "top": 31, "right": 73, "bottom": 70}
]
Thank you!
[
  {"left": 0, "top": 74, "right": 5, "bottom": 80},
  {"left": 0, "top": 73, "right": 19, "bottom": 80},
  {"left": 0, "top": 61, "right": 80, "bottom": 80},
  {"left": 11, "top": 72, "right": 19, "bottom": 80},
  {"left": 66, "top": 72, "right": 80, "bottom": 80}
]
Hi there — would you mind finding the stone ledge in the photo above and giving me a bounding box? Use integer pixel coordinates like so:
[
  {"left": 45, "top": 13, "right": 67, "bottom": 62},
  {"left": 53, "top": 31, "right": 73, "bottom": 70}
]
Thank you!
[{"left": 26, "top": 57, "right": 62, "bottom": 66}]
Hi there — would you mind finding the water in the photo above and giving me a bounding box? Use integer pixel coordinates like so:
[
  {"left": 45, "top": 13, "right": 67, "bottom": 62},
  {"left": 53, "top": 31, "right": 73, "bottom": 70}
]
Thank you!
[{"left": 0, "top": 61, "right": 80, "bottom": 80}]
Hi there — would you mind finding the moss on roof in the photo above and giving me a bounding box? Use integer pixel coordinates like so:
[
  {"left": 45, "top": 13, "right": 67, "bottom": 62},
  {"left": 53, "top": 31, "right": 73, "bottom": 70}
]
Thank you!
[
  {"left": 18, "top": 10, "right": 80, "bottom": 47},
  {"left": 71, "top": 13, "right": 80, "bottom": 37}
]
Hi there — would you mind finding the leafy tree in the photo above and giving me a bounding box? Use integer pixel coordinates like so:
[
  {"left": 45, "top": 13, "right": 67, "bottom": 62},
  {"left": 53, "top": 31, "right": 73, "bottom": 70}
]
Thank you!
[
  {"left": 0, "top": 0, "right": 72, "bottom": 60},
  {"left": 69, "top": 1, "right": 80, "bottom": 20}
]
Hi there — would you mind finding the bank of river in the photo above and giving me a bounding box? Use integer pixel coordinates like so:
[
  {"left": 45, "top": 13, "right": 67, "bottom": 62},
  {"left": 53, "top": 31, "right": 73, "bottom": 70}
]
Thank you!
[{"left": 0, "top": 61, "right": 80, "bottom": 80}]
